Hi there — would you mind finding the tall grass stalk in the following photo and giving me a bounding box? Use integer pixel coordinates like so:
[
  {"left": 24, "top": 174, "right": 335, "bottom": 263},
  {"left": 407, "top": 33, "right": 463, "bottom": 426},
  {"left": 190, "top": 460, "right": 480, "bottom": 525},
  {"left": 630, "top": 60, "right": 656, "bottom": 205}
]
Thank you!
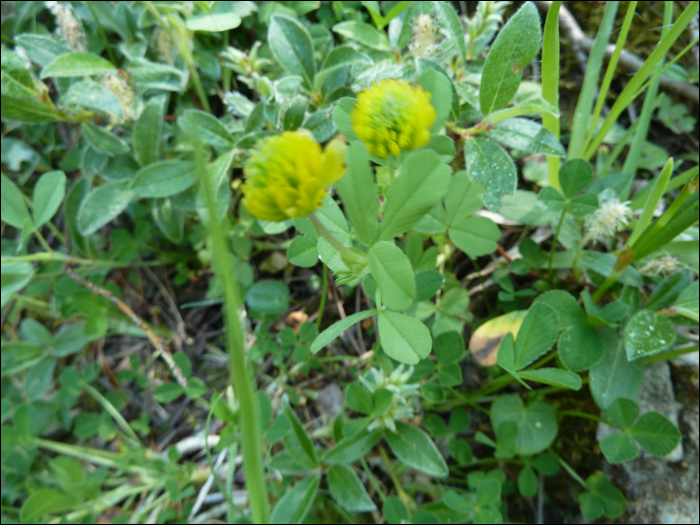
[
  {"left": 542, "top": 1, "right": 562, "bottom": 190},
  {"left": 196, "top": 142, "right": 270, "bottom": 524}
]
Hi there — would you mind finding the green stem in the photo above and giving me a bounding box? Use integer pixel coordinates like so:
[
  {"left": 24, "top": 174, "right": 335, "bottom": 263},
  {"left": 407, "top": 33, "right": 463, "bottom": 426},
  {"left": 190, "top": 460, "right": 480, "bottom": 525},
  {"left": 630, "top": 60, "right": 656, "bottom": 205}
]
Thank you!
[
  {"left": 558, "top": 457, "right": 587, "bottom": 488},
  {"left": 316, "top": 263, "right": 328, "bottom": 330},
  {"left": 558, "top": 410, "right": 612, "bottom": 427},
  {"left": 33, "top": 228, "right": 53, "bottom": 253},
  {"left": 196, "top": 143, "right": 269, "bottom": 524},
  {"left": 548, "top": 204, "right": 568, "bottom": 279},
  {"left": 360, "top": 457, "right": 386, "bottom": 501},
  {"left": 85, "top": 1, "right": 117, "bottom": 66},
  {"left": 309, "top": 213, "right": 367, "bottom": 267},
  {"left": 222, "top": 30, "right": 232, "bottom": 93}
]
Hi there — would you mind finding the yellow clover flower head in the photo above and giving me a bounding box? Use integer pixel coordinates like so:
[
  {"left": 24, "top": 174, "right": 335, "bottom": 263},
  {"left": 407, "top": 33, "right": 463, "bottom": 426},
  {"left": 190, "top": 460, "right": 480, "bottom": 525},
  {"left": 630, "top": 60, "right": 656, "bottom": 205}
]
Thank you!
[
  {"left": 242, "top": 131, "right": 347, "bottom": 221},
  {"left": 351, "top": 79, "right": 436, "bottom": 158}
]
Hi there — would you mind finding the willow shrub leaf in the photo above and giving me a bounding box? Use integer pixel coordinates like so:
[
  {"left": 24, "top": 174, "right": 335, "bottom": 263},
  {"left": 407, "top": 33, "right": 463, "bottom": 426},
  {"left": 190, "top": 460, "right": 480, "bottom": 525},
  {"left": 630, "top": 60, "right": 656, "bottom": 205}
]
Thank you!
[
  {"left": 151, "top": 198, "right": 184, "bottom": 244},
  {"left": 335, "top": 142, "right": 379, "bottom": 247},
  {"left": 314, "top": 45, "right": 372, "bottom": 91},
  {"left": 385, "top": 421, "right": 449, "bottom": 477},
  {"left": 378, "top": 310, "right": 432, "bottom": 365},
  {"left": 61, "top": 80, "right": 125, "bottom": 121},
  {"left": 14, "top": 33, "right": 70, "bottom": 67},
  {"left": 589, "top": 329, "right": 645, "bottom": 410},
  {"left": 77, "top": 181, "right": 133, "bottom": 235},
  {"left": 32, "top": 170, "right": 66, "bottom": 227},
  {"left": 369, "top": 241, "right": 415, "bottom": 311},
  {"left": 131, "top": 161, "right": 198, "bottom": 199},
  {"left": 332, "top": 21, "right": 391, "bottom": 51},
  {"left": 1, "top": 71, "right": 58, "bottom": 124},
  {"left": 557, "top": 324, "right": 604, "bottom": 372},
  {"left": 270, "top": 474, "right": 320, "bottom": 524},
  {"left": 310, "top": 310, "right": 377, "bottom": 354},
  {"left": 328, "top": 464, "right": 377, "bottom": 512},
  {"left": 186, "top": 6, "right": 242, "bottom": 32},
  {"left": 479, "top": 2, "right": 541, "bottom": 116},
  {"left": 268, "top": 15, "right": 316, "bottom": 90},
  {"left": 435, "top": 1, "right": 467, "bottom": 64},
  {"left": 623, "top": 310, "right": 676, "bottom": 361},
  {"left": 465, "top": 137, "right": 517, "bottom": 211},
  {"left": 82, "top": 122, "right": 129, "bottom": 155},
  {"left": 133, "top": 95, "right": 166, "bottom": 166},
  {"left": 179, "top": 109, "right": 235, "bottom": 148},
  {"left": 378, "top": 149, "right": 451, "bottom": 241},
  {"left": 40, "top": 52, "right": 115, "bottom": 78},
  {"left": 486, "top": 118, "right": 565, "bottom": 157}
]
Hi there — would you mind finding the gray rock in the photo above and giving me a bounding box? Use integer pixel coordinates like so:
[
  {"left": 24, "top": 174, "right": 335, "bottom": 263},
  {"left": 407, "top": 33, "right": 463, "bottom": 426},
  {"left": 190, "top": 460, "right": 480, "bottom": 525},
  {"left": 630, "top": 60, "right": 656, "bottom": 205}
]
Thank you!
[{"left": 316, "top": 383, "right": 344, "bottom": 419}]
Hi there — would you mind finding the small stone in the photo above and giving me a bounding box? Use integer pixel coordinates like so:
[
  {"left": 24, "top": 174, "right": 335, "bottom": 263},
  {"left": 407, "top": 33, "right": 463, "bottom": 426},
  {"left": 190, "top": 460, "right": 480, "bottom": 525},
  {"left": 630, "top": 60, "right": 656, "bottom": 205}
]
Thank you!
[{"left": 316, "top": 384, "right": 344, "bottom": 418}]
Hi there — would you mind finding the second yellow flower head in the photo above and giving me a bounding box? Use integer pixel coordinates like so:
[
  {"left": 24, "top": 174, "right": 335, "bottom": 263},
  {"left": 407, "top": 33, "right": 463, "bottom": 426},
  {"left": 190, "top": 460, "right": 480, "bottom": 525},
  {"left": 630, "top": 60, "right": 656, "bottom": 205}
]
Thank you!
[
  {"left": 242, "top": 131, "right": 347, "bottom": 221},
  {"left": 351, "top": 79, "right": 436, "bottom": 158}
]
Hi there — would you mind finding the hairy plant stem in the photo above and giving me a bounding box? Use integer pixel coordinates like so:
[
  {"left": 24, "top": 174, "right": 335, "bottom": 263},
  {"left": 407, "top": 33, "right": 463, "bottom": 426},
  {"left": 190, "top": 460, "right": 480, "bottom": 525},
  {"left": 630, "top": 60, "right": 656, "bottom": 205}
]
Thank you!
[
  {"left": 309, "top": 213, "right": 367, "bottom": 267},
  {"left": 316, "top": 263, "right": 328, "bottom": 329},
  {"left": 196, "top": 143, "right": 269, "bottom": 523}
]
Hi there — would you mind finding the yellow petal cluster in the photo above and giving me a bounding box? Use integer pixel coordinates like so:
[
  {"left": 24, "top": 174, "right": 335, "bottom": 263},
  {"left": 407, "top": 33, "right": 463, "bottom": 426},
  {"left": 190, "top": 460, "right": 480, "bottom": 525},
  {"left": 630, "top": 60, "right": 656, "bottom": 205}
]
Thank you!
[
  {"left": 242, "top": 131, "right": 347, "bottom": 221},
  {"left": 351, "top": 79, "right": 436, "bottom": 158}
]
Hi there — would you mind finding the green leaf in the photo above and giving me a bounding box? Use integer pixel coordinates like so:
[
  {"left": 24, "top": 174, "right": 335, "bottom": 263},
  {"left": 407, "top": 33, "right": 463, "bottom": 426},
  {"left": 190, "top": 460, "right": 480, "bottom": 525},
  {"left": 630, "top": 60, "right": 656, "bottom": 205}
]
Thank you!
[
  {"left": 438, "top": 287, "right": 470, "bottom": 317},
  {"left": 268, "top": 450, "right": 312, "bottom": 474},
  {"left": 580, "top": 472, "right": 626, "bottom": 520},
  {"left": 131, "top": 160, "right": 198, "bottom": 198},
  {"left": 82, "top": 121, "right": 130, "bottom": 155},
  {"left": 369, "top": 241, "right": 416, "bottom": 311},
  {"left": 438, "top": 362, "right": 463, "bottom": 387},
  {"left": 346, "top": 383, "right": 373, "bottom": 415},
  {"left": 533, "top": 290, "right": 587, "bottom": 331},
  {"left": 435, "top": 2, "right": 466, "bottom": 64},
  {"left": 476, "top": 477, "right": 501, "bottom": 507},
  {"left": 645, "top": 272, "right": 690, "bottom": 311},
  {"left": 629, "top": 412, "right": 681, "bottom": 458},
  {"left": 270, "top": 474, "right": 320, "bottom": 524},
  {"left": 41, "top": 52, "right": 116, "bottom": 78},
  {"left": 490, "top": 394, "right": 558, "bottom": 456},
  {"left": 287, "top": 236, "right": 318, "bottom": 267},
  {"left": 333, "top": 21, "right": 390, "bottom": 51},
  {"left": 443, "top": 489, "right": 475, "bottom": 515},
  {"left": 335, "top": 142, "right": 379, "bottom": 247},
  {"left": 674, "top": 280, "right": 699, "bottom": 322},
  {"left": 599, "top": 432, "right": 638, "bottom": 464},
  {"left": 606, "top": 398, "right": 640, "bottom": 430},
  {"left": 32, "top": 170, "right": 66, "bottom": 227},
  {"left": 268, "top": 15, "right": 316, "bottom": 90},
  {"left": 416, "top": 68, "right": 453, "bottom": 133},
  {"left": 323, "top": 428, "right": 383, "bottom": 464},
  {"left": 623, "top": 310, "right": 676, "bottom": 361},
  {"left": 377, "top": 310, "right": 432, "bottom": 365},
  {"left": 133, "top": 95, "right": 166, "bottom": 166},
  {"left": 537, "top": 186, "right": 566, "bottom": 213},
  {"left": 517, "top": 368, "right": 582, "bottom": 390},
  {"left": 465, "top": 137, "right": 517, "bottom": 211},
  {"left": 383, "top": 496, "right": 409, "bottom": 524},
  {"left": 328, "top": 464, "right": 377, "bottom": 512},
  {"left": 314, "top": 45, "right": 372, "bottom": 91},
  {"left": 518, "top": 465, "right": 538, "bottom": 498},
  {"left": 414, "top": 270, "right": 444, "bottom": 301},
  {"left": 487, "top": 118, "right": 565, "bottom": 157},
  {"left": 559, "top": 158, "right": 594, "bottom": 198},
  {"left": 179, "top": 109, "right": 235, "bottom": 148},
  {"left": 77, "top": 181, "right": 133, "bottom": 235},
  {"left": 385, "top": 421, "right": 448, "bottom": 477},
  {"left": 449, "top": 439, "right": 473, "bottom": 464},
  {"left": 449, "top": 216, "right": 501, "bottom": 258},
  {"left": 24, "top": 357, "right": 56, "bottom": 401},
  {"left": 444, "top": 171, "right": 483, "bottom": 225},
  {"left": 1, "top": 174, "right": 32, "bottom": 228},
  {"left": 558, "top": 324, "right": 604, "bottom": 372},
  {"left": 514, "top": 302, "right": 558, "bottom": 369},
  {"left": 152, "top": 198, "right": 184, "bottom": 243},
  {"left": 61, "top": 80, "right": 125, "bottom": 121},
  {"left": 20, "top": 488, "right": 78, "bottom": 523},
  {"left": 1, "top": 263, "right": 35, "bottom": 310},
  {"left": 310, "top": 309, "right": 377, "bottom": 354},
  {"left": 283, "top": 401, "right": 319, "bottom": 469},
  {"left": 282, "top": 96, "right": 307, "bottom": 131},
  {"left": 1, "top": 70, "right": 58, "bottom": 123},
  {"left": 153, "top": 382, "right": 185, "bottom": 402},
  {"left": 433, "top": 331, "right": 464, "bottom": 364},
  {"left": 187, "top": 7, "right": 241, "bottom": 32},
  {"left": 379, "top": 149, "right": 451, "bottom": 241},
  {"left": 479, "top": 2, "right": 541, "bottom": 115},
  {"left": 589, "top": 329, "right": 645, "bottom": 410},
  {"left": 245, "top": 280, "right": 290, "bottom": 315},
  {"left": 331, "top": 98, "right": 360, "bottom": 143},
  {"left": 15, "top": 34, "right": 71, "bottom": 67}
]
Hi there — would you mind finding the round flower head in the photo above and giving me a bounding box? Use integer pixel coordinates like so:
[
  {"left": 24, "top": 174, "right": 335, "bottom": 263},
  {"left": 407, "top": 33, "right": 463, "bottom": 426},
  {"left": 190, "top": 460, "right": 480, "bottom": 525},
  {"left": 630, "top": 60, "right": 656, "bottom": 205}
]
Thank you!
[
  {"left": 242, "top": 131, "right": 347, "bottom": 221},
  {"left": 351, "top": 79, "right": 436, "bottom": 158}
]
